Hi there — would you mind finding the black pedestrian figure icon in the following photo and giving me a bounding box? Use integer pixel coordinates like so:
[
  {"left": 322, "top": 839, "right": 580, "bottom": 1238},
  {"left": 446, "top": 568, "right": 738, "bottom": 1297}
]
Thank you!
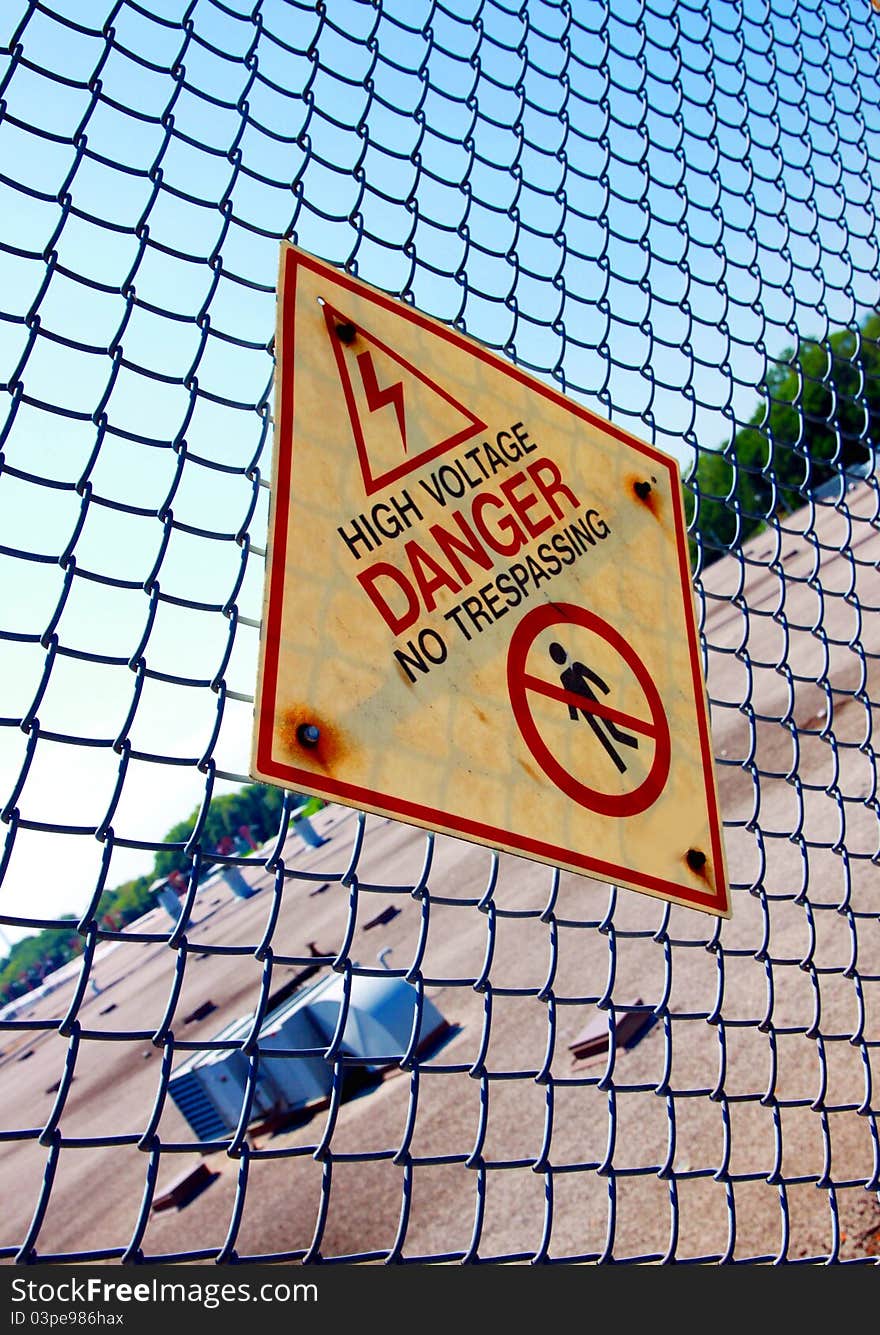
[{"left": 548, "top": 642, "right": 639, "bottom": 775}]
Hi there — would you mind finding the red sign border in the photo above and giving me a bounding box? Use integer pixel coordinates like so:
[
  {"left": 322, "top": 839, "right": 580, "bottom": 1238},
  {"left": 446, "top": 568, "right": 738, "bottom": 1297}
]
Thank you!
[{"left": 255, "top": 244, "right": 729, "bottom": 917}]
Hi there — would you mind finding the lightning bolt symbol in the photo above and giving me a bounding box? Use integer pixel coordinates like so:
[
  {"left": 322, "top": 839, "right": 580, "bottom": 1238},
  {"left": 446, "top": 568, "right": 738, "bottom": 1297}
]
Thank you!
[{"left": 356, "top": 350, "right": 408, "bottom": 452}]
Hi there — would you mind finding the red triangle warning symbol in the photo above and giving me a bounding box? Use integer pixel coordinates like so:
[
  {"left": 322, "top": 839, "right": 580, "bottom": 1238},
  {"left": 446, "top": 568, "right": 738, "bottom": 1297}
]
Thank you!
[{"left": 322, "top": 303, "right": 487, "bottom": 497}]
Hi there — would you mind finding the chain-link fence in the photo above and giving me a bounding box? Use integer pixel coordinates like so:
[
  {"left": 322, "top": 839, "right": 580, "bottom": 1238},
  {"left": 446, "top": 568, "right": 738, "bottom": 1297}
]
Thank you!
[{"left": 1, "top": 0, "right": 879, "bottom": 1264}]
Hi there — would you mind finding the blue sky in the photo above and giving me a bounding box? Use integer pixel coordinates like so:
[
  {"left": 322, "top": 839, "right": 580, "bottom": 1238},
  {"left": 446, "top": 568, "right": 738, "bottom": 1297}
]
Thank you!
[{"left": 1, "top": 0, "right": 879, "bottom": 941}]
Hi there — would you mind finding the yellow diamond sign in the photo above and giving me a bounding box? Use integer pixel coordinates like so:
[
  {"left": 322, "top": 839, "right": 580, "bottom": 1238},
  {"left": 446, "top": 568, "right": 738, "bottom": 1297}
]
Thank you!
[{"left": 251, "top": 243, "right": 730, "bottom": 917}]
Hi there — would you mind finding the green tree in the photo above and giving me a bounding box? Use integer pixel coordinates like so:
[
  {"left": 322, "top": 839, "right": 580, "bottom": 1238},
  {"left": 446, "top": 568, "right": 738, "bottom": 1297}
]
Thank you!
[
  {"left": 152, "top": 783, "right": 296, "bottom": 879},
  {"left": 1, "top": 782, "right": 298, "bottom": 1005},
  {"left": 688, "top": 314, "right": 880, "bottom": 565},
  {"left": 96, "top": 874, "right": 155, "bottom": 930},
  {"left": 0, "top": 922, "right": 82, "bottom": 1006}
]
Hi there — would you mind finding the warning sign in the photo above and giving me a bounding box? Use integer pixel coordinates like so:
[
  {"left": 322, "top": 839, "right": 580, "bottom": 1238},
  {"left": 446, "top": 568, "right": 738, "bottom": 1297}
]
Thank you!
[{"left": 251, "top": 243, "right": 730, "bottom": 917}]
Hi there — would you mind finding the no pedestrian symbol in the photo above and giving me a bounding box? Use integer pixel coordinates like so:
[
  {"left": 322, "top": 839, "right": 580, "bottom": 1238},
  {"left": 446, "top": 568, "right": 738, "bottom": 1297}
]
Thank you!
[
  {"left": 507, "top": 603, "right": 671, "bottom": 820},
  {"left": 252, "top": 242, "right": 730, "bottom": 918}
]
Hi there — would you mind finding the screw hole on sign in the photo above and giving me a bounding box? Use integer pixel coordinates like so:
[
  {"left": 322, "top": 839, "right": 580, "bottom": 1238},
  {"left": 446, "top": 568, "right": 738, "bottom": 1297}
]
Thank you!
[{"left": 297, "top": 723, "right": 321, "bottom": 748}]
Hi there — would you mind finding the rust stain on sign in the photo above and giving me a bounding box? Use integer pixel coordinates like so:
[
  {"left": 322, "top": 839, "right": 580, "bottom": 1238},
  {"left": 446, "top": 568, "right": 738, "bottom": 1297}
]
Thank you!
[
  {"left": 627, "top": 474, "right": 663, "bottom": 521},
  {"left": 277, "top": 704, "right": 351, "bottom": 774}
]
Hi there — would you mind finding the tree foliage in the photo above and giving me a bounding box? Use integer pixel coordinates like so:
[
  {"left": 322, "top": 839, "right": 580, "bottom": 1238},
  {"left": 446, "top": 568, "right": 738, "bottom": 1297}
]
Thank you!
[
  {"left": 687, "top": 315, "right": 880, "bottom": 565},
  {"left": 0, "top": 921, "right": 82, "bottom": 1007},
  {"left": 0, "top": 783, "right": 303, "bottom": 1006},
  {"left": 151, "top": 783, "right": 292, "bottom": 880}
]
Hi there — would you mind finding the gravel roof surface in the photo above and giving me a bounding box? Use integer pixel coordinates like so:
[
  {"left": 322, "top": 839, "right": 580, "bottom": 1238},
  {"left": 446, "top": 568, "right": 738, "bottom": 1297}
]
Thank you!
[{"left": 3, "top": 486, "right": 880, "bottom": 1264}]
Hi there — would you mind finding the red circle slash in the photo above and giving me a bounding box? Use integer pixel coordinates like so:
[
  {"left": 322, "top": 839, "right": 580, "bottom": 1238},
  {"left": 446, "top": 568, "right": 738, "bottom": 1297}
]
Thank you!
[{"left": 506, "top": 602, "right": 671, "bottom": 818}]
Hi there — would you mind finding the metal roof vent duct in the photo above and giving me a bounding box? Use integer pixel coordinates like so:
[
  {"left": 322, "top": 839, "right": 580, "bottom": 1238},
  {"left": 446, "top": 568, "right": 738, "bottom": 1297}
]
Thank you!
[
  {"left": 306, "top": 974, "right": 447, "bottom": 1071},
  {"left": 168, "top": 976, "right": 448, "bottom": 1138}
]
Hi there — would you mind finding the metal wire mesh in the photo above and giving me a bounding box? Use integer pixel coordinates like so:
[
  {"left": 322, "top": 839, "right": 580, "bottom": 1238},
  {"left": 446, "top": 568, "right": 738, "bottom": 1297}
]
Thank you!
[{"left": 1, "top": 0, "right": 880, "bottom": 1264}]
